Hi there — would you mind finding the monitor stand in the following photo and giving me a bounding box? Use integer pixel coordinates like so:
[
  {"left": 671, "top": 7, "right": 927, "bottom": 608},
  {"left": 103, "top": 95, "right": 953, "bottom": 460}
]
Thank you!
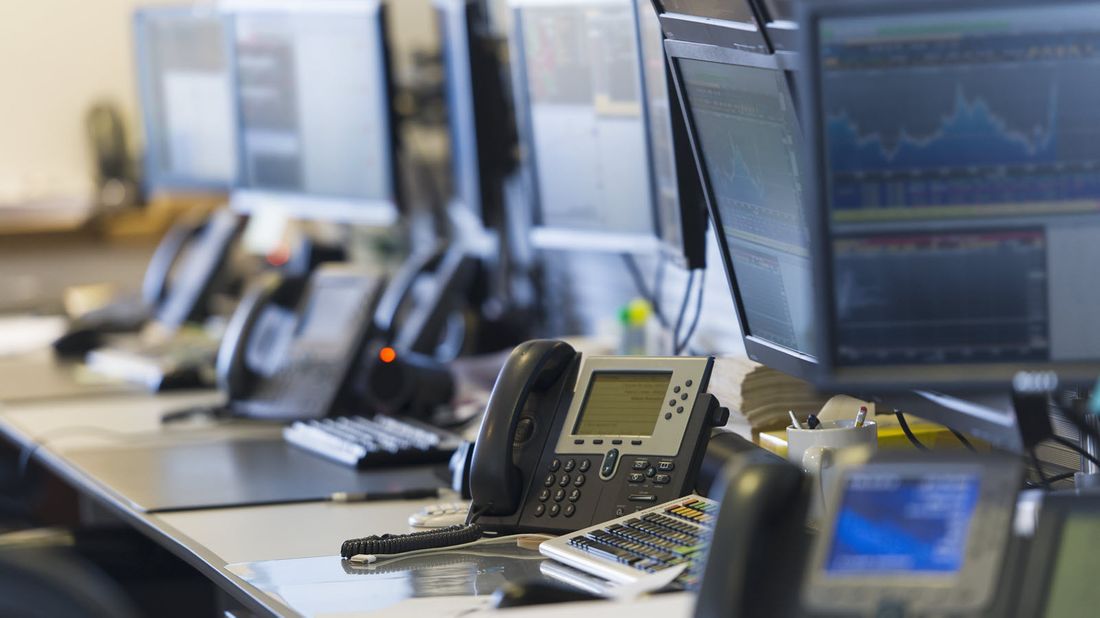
[{"left": 875, "top": 390, "right": 1023, "bottom": 452}]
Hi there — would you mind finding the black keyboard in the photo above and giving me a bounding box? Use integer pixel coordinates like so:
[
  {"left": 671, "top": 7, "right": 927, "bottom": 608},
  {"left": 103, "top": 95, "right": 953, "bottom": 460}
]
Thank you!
[
  {"left": 283, "top": 415, "right": 464, "bottom": 469},
  {"left": 539, "top": 495, "right": 716, "bottom": 590}
]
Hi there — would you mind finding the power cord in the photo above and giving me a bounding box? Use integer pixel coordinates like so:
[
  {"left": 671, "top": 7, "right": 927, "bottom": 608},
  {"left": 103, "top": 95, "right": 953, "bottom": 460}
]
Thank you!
[
  {"left": 894, "top": 412, "right": 929, "bottom": 451},
  {"left": 621, "top": 253, "right": 670, "bottom": 330},
  {"left": 671, "top": 270, "right": 698, "bottom": 355},
  {"left": 675, "top": 270, "right": 706, "bottom": 355}
]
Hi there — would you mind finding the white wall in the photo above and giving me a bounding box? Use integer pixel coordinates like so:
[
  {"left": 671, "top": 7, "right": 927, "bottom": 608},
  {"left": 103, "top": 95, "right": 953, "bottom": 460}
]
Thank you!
[
  {"left": 0, "top": 0, "right": 187, "bottom": 204},
  {"left": 0, "top": 0, "right": 436, "bottom": 205}
]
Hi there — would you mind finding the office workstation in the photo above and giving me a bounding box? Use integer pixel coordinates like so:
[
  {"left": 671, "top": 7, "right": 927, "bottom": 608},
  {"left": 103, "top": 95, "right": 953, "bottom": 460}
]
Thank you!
[{"left": 2, "top": 0, "right": 1100, "bottom": 616}]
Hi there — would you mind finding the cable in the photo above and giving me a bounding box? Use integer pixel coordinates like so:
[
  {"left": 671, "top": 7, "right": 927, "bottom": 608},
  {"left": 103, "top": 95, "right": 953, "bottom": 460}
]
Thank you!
[
  {"left": 621, "top": 253, "right": 670, "bottom": 330},
  {"left": 1051, "top": 435, "right": 1100, "bottom": 468},
  {"left": 949, "top": 428, "right": 977, "bottom": 453},
  {"left": 341, "top": 524, "right": 484, "bottom": 559},
  {"left": 671, "top": 270, "right": 697, "bottom": 355},
  {"left": 1029, "top": 448, "right": 1051, "bottom": 490},
  {"left": 348, "top": 534, "right": 554, "bottom": 568},
  {"left": 675, "top": 269, "right": 706, "bottom": 355},
  {"left": 895, "top": 412, "right": 930, "bottom": 451}
]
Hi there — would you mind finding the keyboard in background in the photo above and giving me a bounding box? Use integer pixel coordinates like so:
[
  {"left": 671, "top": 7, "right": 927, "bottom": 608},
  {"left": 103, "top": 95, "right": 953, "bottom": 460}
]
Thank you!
[
  {"left": 539, "top": 495, "right": 716, "bottom": 591},
  {"left": 284, "top": 415, "right": 463, "bottom": 469}
]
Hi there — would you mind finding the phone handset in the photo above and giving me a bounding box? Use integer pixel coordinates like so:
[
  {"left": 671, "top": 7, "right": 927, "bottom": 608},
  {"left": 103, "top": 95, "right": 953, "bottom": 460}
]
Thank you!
[
  {"left": 215, "top": 272, "right": 306, "bottom": 400},
  {"left": 141, "top": 218, "right": 206, "bottom": 311},
  {"left": 468, "top": 340, "right": 578, "bottom": 517}
]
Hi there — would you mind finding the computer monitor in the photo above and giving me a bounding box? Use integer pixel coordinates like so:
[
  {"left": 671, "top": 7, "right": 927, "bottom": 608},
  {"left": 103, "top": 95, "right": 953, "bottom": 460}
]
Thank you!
[
  {"left": 434, "top": 0, "right": 513, "bottom": 231},
  {"left": 801, "top": 0, "right": 1100, "bottom": 392},
  {"left": 650, "top": 0, "right": 769, "bottom": 55},
  {"left": 134, "top": 6, "right": 238, "bottom": 192},
  {"left": 510, "top": 0, "right": 659, "bottom": 254},
  {"left": 634, "top": 0, "right": 708, "bottom": 269},
  {"left": 665, "top": 40, "right": 815, "bottom": 379},
  {"left": 226, "top": 0, "right": 399, "bottom": 225}
]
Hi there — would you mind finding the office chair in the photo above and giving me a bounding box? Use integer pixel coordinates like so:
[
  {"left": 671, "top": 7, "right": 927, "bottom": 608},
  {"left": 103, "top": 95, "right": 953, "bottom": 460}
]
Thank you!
[{"left": 0, "top": 547, "right": 139, "bottom": 618}]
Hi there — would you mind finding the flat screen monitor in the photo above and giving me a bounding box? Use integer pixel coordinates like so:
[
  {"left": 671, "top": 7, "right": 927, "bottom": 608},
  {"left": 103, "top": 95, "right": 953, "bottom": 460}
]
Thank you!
[
  {"left": 435, "top": 0, "right": 512, "bottom": 230},
  {"left": 134, "top": 7, "right": 237, "bottom": 192},
  {"left": 635, "top": 0, "right": 707, "bottom": 269},
  {"left": 511, "top": 0, "right": 660, "bottom": 254},
  {"left": 802, "top": 0, "right": 1100, "bottom": 391},
  {"left": 227, "top": 0, "right": 398, "bottom": 225},
  {"left": 667, "top": 41, "right": 815, "bottom": 380}
]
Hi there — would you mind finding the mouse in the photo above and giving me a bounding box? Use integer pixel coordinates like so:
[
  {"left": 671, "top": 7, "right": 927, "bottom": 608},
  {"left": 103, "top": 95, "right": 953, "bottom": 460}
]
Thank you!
[{"left": 491, "top": 580, "right": 603, "bottom": 609}]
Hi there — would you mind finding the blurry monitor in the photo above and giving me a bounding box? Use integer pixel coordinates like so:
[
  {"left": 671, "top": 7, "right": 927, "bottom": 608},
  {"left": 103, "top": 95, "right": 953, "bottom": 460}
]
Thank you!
[
  {"left": 228, "top": 0, "right": 398, "bottom": 225},
  {"left": 134, "top": 6, "right": 238, "bottom": 192},
  {"left": 650, "top": 0, "right": 768, "bottom": 54},
  {"left": 435, "top": 0, "right": 513, "bottom": 230},
  {"left": 634, "top": 0, "right": 708, "bottom": 269},
  {"left": 666, "top": 42, "right": 815, "bottom": 379},
  {"left": 510, "top": 0, "right": 659, "bottom": 254},
  {"left": 802, "top": 0, "right": 1100, "bottom": 391}
]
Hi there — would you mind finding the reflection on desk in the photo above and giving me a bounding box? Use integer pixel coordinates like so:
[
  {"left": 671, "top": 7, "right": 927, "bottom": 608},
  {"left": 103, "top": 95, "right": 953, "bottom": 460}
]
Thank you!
[{"left": 228, "top": 545, "right": 548, "bottom": 616}]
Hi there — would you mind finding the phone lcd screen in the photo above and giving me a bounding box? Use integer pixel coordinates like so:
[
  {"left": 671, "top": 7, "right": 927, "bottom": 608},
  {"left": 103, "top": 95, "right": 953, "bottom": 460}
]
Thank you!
[
  {"left": 826, "top": 472, "right": 981, "bottom": 574},
  {"left": 572, "top": 372, "right": 671, "bottom": 437}
]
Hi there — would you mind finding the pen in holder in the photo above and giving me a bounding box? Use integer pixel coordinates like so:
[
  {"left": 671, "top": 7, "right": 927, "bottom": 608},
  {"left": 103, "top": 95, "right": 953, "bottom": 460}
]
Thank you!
[{"left": 787, "top": 419, "right": 877, "bottom": 521}]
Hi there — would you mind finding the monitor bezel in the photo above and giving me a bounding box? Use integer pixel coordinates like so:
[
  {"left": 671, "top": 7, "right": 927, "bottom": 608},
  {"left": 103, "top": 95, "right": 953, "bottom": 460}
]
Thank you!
[
  {"left": 509, "top": 0, "right": 663, "bottom": 256},
  {"left": 652, "top": 0, "right": 770, "bottom": 54},
  {"left": 133, "top": 6, "right": 238, "bottom": 194},
  {"left": 664, "top": 38, "right": 816, "bottom": 381},
  {"left": 225, "top": 0, "right": 401, "bottom": 225},
  {"left": 799, "top": 0, "right": 1100, "bottom": 393}
]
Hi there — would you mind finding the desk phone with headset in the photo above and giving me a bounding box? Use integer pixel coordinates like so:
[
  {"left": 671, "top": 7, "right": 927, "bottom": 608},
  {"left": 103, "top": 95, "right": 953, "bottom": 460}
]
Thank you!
[{"left": 214, "top": 243, "right": 479, "bottom": 422}]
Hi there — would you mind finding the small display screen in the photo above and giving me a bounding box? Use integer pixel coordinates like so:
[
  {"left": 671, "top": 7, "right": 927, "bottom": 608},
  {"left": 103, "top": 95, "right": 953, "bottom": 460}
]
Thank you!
[
  {"left": 1043, "top": 514, "right": 1100, "bottom": 617},
  {"left": 298, "top": 285, "right": 365, "bottom": 344},
  {"left": 572, "top": 372, "right": 671, "bottom": 437},
  {"left": 826, "top": 472, "right": 980, "bottom": 574}
]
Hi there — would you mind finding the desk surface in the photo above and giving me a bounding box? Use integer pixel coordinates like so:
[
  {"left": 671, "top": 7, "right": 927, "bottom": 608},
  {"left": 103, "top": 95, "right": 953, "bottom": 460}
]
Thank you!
[{"left": 0, "top": 390, "right": 685, "bottom": 617}]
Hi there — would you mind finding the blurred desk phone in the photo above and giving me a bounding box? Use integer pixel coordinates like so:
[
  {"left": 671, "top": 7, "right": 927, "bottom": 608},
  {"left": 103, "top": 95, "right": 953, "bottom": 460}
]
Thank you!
[{"left": 469, "top": 340, "right": 729, "bottom": 534}]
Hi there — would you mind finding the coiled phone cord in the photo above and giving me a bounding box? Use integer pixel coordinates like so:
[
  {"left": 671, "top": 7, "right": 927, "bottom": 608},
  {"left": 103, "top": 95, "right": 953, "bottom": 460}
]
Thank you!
[{"left": 340, "top": 523, "right": 484, "bottom": 559}]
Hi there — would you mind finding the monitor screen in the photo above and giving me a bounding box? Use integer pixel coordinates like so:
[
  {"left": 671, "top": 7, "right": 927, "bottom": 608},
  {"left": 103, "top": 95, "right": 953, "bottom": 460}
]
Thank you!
[
  {"left": 826, "top": 471, "right": 981, "bottom": 575},
  {"left": 812, "top": 3, "right": 1100, "bottom": 376},
  {"left": 677, "top": 58, "right": 815, "bottom": 359},
  {"left": 231, "top": 2, "right": 396, "bottom": 221},
  {"left": 1042, "top": 512, "right": 1100, "bottom": 617},
  {"left": 136, "top": 9, "right": 237, "bottom": 190},
  {"left": 572, "top": 372, "right": 672, "bottom": 436},
  {"left": 515, "top": 0, "right": 657, "bottom": 250}
]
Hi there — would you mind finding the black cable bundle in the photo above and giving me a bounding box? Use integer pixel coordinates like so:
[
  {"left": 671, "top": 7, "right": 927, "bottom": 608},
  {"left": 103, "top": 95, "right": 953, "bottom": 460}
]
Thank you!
[{"left": 340, "top": 524, "right": 483, "bottom": 559}]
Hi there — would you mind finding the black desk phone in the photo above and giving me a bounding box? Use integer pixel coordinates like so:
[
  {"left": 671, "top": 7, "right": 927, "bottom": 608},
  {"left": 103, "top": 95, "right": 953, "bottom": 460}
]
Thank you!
[
  {"left": 469, "top": 339, "right": 729, "bottom": 535},
  {"left": 216, "top": 244, "right": 480, "bottom": 421},
  {"left": 217, "top": 265, "right": 386, "bottom": 420}
]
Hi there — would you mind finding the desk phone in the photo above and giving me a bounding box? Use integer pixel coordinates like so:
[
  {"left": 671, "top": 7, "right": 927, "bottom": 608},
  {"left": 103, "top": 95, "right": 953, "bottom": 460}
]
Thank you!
[
  {"left": 217, "top": 265, "right": 384, "bottom": 420},
  {"left": 803, "top": 454, "right": 1023, "bottom": 617},
  {"left": 469, "top": 340, "right": 728, "bottom": 535}
]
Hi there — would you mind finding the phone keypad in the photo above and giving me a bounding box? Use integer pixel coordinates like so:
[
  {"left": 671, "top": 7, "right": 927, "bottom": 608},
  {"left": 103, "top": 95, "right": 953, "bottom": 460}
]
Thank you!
[{"left": 534, "top": 457, "right": 591, "bottom": 518}]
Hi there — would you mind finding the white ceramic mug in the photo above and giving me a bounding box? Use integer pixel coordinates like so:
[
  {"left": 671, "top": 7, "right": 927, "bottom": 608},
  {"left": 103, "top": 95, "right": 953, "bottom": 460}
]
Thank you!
[{"left": 787, "top": 419, "right": 877, "bottom": 520}]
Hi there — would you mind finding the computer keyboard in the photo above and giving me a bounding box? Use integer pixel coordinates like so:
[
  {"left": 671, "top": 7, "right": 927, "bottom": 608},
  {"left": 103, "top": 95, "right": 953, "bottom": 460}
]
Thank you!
[
  {"left": 283, "top": 415, "right": 464, "bottom": 469},
  {"left": 539, "top": 495, "right": 716, "bottom": 591}
]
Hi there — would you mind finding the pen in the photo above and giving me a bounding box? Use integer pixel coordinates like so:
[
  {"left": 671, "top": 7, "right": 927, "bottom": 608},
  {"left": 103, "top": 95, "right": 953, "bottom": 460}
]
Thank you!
[
  {"left": 807, "top": 414, "right": 821, "bottom": 430},
  {"left": 789, "top": 410, "right": 804, "bottom": 430},
  {"left": 330, "top": 488, "right": 440, "bottom": 503},
  {"left": 855, "top": 405, "right": 868, "bottom": 428}
]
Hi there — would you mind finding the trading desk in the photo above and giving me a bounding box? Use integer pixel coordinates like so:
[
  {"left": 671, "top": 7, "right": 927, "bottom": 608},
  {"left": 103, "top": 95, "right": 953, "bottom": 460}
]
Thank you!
[{"left": 0, "top": 391, "right": 691, "bottom": 616}]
